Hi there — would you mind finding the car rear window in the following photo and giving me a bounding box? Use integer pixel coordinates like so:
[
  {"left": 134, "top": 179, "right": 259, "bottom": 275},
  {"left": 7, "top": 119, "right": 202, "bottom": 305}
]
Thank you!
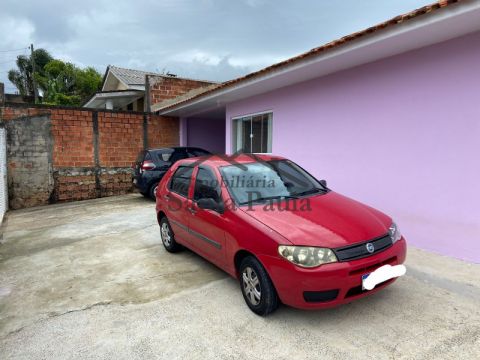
[{"left": 151, "top": 149, "right": 174, "bottom": 162}]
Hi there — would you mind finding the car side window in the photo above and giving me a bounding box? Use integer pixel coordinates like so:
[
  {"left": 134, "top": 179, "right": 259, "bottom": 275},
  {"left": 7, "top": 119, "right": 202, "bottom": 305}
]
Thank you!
[
  {"left": 194, "top": 168, "right": 221, "bottom": 202},
  {"left": 169, "top": 166, "right": 194, "bottom": 198}
]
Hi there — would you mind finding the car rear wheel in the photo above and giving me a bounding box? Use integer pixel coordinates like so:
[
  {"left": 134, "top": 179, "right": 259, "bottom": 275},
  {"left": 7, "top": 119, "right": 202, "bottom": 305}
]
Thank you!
[
  {"left": 149, "top": 183, "right": 159, "bottom": 200},
  {"left": 239, "top": 256, "right": 279, "bottom": 316},
  {"left": 160, "top": 217, "right": 183, "bottom": 253}
]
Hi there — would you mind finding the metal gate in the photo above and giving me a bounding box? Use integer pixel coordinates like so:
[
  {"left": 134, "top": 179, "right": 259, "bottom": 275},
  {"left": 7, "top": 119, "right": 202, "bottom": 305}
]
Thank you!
[{"left": 0, "top": 127, "right": 7, "bottom": 222}]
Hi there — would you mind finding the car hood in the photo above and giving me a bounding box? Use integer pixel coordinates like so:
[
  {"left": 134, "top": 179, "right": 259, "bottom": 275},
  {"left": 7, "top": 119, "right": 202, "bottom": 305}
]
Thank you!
[{"left": 241, "top": 192, "right": 391, "bottom": 248}]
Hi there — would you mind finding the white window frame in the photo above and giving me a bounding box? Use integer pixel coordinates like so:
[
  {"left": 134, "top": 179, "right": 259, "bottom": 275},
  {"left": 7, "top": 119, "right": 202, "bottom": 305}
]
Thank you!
[{"left": 231, "top": 111, "right": 273, "bottom": 154}]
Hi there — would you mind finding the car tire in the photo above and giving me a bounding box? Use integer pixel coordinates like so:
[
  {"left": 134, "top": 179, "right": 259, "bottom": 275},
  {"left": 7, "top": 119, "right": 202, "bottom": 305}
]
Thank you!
[
  {"left": 159, "top": 217, "right": 183, "bottom": 253},
  {"left": 149, "top": 183, "right": 159, "bottom": 200},
  {"left": 239, "top": 256, "right": 279, "bottom": 316}
]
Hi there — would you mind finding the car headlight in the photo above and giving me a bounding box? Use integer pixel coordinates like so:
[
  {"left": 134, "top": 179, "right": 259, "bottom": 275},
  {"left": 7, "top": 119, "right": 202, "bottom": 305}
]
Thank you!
[
  {"left": 278, "top": 246, "right": 337, "bottom": 268},
  {"left": 389, "top": 222, "right": 402, "bottom": 243}
]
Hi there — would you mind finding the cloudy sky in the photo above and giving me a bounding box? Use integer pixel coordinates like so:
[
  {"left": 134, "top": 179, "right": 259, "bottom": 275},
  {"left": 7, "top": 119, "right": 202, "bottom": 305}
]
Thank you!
[{"left": 1, "top": 0, "right": 431, "bottom": 92}]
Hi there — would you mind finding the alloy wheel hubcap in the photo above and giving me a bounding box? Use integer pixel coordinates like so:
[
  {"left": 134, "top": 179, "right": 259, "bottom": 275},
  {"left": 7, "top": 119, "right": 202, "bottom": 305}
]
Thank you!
[
  {"left": 161, "top": 223, "right": 172, "bottom": 247},
  {"left": 242, "top": 267, "right": 261, "bottom": 306}
]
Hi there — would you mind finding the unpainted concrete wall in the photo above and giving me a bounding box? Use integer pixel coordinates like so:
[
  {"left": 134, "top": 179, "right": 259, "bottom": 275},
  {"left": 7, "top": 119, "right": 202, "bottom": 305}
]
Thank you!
[{"left": 5, "top": 115, "right": 53, "bottom": 209}]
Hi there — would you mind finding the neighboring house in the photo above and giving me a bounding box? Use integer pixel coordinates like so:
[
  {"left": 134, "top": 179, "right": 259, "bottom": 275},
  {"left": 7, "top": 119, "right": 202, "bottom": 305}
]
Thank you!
[
  {"left": 83, "top": 65, "right": 216, "bottom": 112},
  {"left": 152, "top": 0, "right": 480, "bottom": 262}
]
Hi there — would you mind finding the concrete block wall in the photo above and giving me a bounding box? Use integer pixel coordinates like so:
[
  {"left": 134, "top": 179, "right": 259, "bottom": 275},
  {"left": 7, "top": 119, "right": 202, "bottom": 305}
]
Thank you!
[
  {"left": 4, "top": 114, "right": 53, "bottom": 209},
  {"left": 0, "top": 103, "right": 179, "bottom": 209}
]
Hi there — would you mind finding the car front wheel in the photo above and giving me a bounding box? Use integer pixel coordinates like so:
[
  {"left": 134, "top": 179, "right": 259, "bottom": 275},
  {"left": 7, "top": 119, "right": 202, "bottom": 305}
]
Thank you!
[{"left": 239, "top": 256, "right": 279, "bottom": 316}]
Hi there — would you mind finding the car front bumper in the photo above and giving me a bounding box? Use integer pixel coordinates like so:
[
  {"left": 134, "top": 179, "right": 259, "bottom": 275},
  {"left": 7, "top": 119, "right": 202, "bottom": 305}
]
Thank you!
[{"left": 258, "top": 238, "right": 407, "bottom": 309}]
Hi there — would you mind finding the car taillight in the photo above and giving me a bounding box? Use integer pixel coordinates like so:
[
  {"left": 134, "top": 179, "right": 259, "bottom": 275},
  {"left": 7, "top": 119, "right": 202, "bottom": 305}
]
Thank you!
[{"left": 140, "top": 160, "right": 155, "bottom": 172}]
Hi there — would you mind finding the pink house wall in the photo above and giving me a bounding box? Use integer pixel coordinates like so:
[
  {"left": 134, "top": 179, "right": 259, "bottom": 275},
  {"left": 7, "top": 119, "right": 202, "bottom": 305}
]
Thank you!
[
  {"left": 225, "top": 31, "right": 480, "bottom": 263},
  {"left": 186, "top": 117, "right": 226, "bottom": 154}
]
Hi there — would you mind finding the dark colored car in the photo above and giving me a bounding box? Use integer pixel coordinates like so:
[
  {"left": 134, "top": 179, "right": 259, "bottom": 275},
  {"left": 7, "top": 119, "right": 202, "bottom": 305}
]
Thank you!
[{"left": 133, "top": 147, "right": 211, "bottom": 199}]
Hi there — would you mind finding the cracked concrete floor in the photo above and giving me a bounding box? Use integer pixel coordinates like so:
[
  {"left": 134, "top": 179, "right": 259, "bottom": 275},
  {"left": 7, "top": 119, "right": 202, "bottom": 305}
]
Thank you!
[{"left": 0, "top": 194, "right": 479, "bottom": 359}]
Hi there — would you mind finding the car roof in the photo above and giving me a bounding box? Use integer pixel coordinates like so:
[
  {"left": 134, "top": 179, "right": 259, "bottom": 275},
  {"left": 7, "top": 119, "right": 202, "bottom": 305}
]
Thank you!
[
  {"left": 175, "top": 153, "right": 286, "bottom": 168},
  {"left": 147, "top": 146, "right": 210, "bottom": 152}
]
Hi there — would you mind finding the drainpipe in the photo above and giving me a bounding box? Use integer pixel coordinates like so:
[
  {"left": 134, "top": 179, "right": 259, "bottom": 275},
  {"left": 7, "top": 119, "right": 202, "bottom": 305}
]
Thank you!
[{"left": 145, "top": 75, "right": 151, "bottom": 112}]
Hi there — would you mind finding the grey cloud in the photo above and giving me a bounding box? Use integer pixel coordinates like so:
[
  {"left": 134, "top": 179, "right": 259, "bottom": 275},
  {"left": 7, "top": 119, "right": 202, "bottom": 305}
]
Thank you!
[{"left": 1, "top": 0, "right": 429, "bottom": 91}]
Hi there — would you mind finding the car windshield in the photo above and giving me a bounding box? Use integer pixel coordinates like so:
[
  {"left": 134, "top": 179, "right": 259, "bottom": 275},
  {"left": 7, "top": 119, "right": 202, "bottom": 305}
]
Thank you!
[{"left": 220, "top": 160, "right": 327, "bottom": 205}]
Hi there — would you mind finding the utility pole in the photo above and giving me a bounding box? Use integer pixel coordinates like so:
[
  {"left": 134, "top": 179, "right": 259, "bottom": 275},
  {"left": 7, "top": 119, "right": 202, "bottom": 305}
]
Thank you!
[{"left": 30, "top": 44, "right": 39, "bottom": 103}]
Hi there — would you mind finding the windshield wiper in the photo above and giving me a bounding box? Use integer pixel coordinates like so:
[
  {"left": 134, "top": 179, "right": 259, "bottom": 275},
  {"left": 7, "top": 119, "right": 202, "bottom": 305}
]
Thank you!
[
  {"left": 240, "top": 194, "right": 299, "bottom": 205},
  {"left": 292, "top": 187, "right": 327, "bottom": 197}
]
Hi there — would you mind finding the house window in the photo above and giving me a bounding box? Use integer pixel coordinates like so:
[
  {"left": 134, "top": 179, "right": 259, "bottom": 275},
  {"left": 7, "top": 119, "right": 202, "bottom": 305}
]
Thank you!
[{"left": 232, "top": 112, "right": 272, "bottom": 153}]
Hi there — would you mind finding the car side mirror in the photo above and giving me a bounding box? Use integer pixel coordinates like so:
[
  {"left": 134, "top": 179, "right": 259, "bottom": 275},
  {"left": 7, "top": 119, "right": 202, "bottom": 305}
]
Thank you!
[
  {"left": 197, "top": 197, "right": 224, "bottom": 214},
  {"left": 320, "top": 179, "right": 327, "bottom": 188}
]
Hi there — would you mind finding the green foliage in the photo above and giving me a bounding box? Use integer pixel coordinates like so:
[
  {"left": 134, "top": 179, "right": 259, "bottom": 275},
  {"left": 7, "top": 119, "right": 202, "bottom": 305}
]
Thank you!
[
  {"left": 8, "top": 49, "right": 53, "bottom": 96},
  {"left": 8, "top": 49, "right": 102, "bottom": 106}
]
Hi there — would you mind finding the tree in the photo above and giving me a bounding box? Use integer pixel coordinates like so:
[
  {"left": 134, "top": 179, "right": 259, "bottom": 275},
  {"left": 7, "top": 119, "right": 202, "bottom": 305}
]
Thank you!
[
  {"left": 7, "top": 49, "right": 53, "bottom": 96},
  {"left": 37, "top": 60, "right": 102, "bottom": 106},
  {"left": 8, "top": 49, "right": 102, "bottom": 106}
]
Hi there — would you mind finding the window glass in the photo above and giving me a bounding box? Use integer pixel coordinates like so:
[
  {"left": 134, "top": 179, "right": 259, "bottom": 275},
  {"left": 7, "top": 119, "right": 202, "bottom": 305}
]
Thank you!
[
  {"left": 144, "top": 152, "right": 152, "bottom": 161},
  {"left": 152, "top": 149, "right": 174, "bottom": 162},
  {"left": 161, "top": 152, "right": 172, "bottom": 161},
  {"left": 272, "top": 160, "right": 315, "bottom": 194},
  {"left": 232, "top": 113, "right": 272, "bottom": 153},
  {"left": 194, "top": 168, "right": 220, "bottom": 202},
  {"left": 220, "top": 160, "right": 324, "bottom": 205},
  {"left": 169, "top": 166, "right": 194, "bottom": 197}
]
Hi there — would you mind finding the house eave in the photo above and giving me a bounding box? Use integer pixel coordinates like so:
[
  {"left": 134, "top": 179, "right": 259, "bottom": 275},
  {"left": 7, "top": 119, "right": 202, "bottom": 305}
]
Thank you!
[{"left": 83, "top": 90, "right": 144, "bottom": 109}]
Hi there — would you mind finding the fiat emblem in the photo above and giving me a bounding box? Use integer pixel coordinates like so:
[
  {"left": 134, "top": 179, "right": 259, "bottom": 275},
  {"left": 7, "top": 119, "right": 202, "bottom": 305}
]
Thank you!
[{"left": 366, "top": 243, "right": 375, "bottom": 253}]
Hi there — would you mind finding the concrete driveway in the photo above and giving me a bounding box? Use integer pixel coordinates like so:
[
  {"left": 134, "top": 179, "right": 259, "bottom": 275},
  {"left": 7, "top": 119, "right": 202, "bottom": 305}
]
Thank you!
[{"left": 0, "top": 195, "right": 479, "bottom": 359}]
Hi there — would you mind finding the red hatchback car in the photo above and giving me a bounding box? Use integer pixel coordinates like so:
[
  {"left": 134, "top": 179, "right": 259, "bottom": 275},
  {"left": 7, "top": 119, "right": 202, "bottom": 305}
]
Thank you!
[{"left": 155, "top": 154, "right": 407, "bottom": 315}]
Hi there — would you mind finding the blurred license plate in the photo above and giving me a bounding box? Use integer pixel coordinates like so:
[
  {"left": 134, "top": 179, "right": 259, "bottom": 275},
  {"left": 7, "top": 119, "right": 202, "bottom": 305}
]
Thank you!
[{"left": 361, "top": 273, "right": 370, "bottom": 290}]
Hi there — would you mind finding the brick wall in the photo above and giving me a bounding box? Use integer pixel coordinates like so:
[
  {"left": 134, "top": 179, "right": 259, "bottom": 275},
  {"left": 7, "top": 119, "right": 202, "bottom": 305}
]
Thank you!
[
  {"left": 97, "top": 112, "right": 144, "bottom": 167},
  {"left": 0, "top": 103, "right": 179, "bottom": 209},
  {"left": 51, "top": 109, "right": 94, "bottom": 167},
  {"left": 146, "top": 75, "right": 214, "bottom": 110},
  {"left": 147, "top": 115, "right": 179, "bottom": 148}
]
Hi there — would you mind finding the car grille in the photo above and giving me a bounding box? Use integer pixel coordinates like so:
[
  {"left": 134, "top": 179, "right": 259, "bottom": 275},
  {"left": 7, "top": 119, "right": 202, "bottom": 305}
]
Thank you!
[{"left": 333, "top": 234, "right": 392, "bottom": 262}]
